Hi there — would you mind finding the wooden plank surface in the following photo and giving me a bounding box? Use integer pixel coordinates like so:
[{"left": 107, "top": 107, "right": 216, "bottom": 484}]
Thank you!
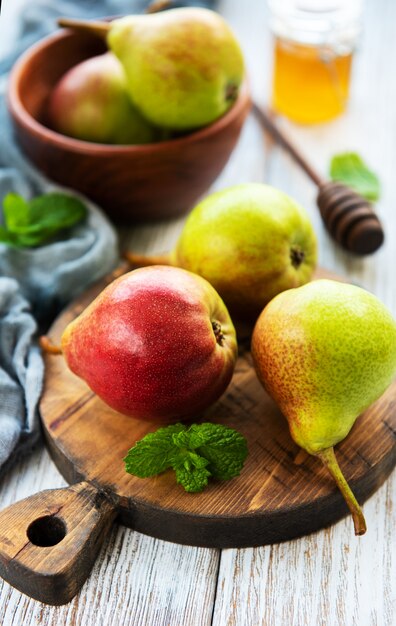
[
  {"left": 214, "top": 476, "right": 396, "bottom": 626},
  {"left": 1, "top": 0, "right": 396, "bottom": 624}
]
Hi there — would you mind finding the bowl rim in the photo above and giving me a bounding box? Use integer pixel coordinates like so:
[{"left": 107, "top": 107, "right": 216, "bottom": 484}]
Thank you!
[{"left": 8, "top": 27, "right": 251, "bottom": 155}]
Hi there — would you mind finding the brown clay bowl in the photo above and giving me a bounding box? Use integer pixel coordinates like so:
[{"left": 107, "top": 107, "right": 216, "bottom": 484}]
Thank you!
[{"left": 8, "top": 26, "right": 251, "bottom": 223}]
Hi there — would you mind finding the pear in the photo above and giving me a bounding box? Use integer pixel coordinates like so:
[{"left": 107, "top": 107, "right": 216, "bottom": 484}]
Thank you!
[
  {"left": 60, "top": 266, "right": 237, "bottom": 422},
  {"left": 251, "top": 279, "right": 396, "bottom": 535},
  {"left": 48, "top": 52, "right": 157, "bottom": 144},
  {"left": 58, "top": 8, "right": 245, "bottom": 130},
  {"left": 126, "top": 183, "right": 317, "bottom": 319}
]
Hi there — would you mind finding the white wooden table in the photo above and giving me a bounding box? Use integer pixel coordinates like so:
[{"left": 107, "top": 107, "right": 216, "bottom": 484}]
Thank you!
[{"left": 1, "top": 1, "right": 395, "bottom": 624}]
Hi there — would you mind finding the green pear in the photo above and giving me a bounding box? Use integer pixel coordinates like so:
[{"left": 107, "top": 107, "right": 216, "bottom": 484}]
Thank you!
[
  {"left": 48, "top": 52, "right": 157, "bottom": 144},
  {"left": 126, "top": 183, "right": 317, "bottom": 319},
  {"left": 58, "top": 8, "right": 245, "bottom": 130},
  {"left": 251, "top": 279, "right": 396, "bottom": 535}
]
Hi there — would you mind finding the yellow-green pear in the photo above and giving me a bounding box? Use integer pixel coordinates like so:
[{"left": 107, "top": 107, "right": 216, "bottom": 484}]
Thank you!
[
  {"left": 127, "top": 183, "right": 317, "bottom": 319},
  {"left": 251, "top": 279, "right": 396, "bottom": 535},
  {"left": 58, "top": 8, "right": 245, "bottom": 130}
]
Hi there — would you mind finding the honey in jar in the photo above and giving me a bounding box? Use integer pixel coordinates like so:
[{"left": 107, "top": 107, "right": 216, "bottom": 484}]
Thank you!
[{"left": 268, "top": 0, "right": 362, "bottom": 124}]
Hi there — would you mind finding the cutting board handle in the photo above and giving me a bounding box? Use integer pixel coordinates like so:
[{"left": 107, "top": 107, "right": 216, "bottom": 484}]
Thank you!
[{"left": 0, "top": 481, "right": 117, "bottom": 605}]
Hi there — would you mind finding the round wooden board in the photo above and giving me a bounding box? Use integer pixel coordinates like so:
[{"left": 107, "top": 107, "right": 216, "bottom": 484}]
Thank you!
[{"left": 40, "top": 267, "right": 396, "bottom": 548}]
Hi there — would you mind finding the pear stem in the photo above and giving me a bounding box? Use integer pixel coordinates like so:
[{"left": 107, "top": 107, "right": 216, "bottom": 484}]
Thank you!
[
  {"left": 316, "top": 447, "right": 367, "bottom": 536},
  {"left": 58, "top": 0, "right": 171, "bottom": 36},
  {"left": 146, "top": 0, "right": 174, "bottom": 13},
  {"left": 39, "top": 335, "right": 62, "bottom": 355},
  {"left": 124, "top": 251, "right": 171, "bottom": 268},
  {"left": 57, "top": 18, "right": 111, "bottom": 39}
]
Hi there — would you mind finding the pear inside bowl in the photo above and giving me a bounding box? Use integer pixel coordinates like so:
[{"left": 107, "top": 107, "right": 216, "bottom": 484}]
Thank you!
[{"left": 8, "top": 26, "right": 251, "bottom": 223}]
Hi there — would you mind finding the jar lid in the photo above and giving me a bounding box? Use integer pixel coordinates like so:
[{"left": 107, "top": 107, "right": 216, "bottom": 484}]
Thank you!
[{"left": 268, "top": 0, "right": 363, "bottom": 46}]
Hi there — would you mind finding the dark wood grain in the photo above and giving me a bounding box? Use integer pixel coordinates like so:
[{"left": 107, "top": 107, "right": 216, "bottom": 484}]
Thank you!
[
  {"left": 8, "top": 28, "right": 251, "bottom": 223},
  {"left": 317, "top": 182, "right": 384, "bottom": 255},
  {"left": 0, "top": 482, "right": 116, "bottom": 605}
]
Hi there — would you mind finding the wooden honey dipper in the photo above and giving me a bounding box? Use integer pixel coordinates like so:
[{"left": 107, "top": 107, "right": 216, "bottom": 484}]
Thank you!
[{"left": 252, "top": 103, "right": 384, "bottom": 255}]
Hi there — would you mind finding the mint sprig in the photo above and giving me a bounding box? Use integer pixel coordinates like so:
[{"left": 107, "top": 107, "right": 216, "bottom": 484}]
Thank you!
[
  {"left": 329, "top": 152, "right": 380, "bottom": 201},
  {"left": 124, "top": 422, "right": 248, "bottom": 493},
  {"left": 0, "top": 192, "right": 87, "bottom": 248}
]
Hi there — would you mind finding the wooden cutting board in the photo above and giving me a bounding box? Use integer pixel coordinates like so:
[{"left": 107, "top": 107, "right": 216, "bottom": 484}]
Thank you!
[{"left": 0, "top": 266, "right": 395, "bottom": 605}]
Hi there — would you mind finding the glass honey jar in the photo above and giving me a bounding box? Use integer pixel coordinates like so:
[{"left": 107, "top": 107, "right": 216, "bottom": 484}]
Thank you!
[{"left": 268, "top": 0, "right": 363, "bottom": 124}]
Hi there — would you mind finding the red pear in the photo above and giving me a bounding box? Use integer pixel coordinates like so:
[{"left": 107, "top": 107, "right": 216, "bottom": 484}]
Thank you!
[
  {"left": 48, "top": 53, "right": 157, "bottom": 145},
  {"left": 61, "top": 266, "right": 237, "bottom": 422}
]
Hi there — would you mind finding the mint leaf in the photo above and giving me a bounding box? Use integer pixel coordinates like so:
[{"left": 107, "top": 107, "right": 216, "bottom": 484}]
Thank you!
[
  {"left": 188, "top": 423, "right": 248, "bottom": 480},
  {"left": 172, "top": 450, "right": 210, "bottom": 471},
  {"left": 330, "top": 152, "right": 380, "bottom": 201},
  {"left": 174, "top": 460, "right": 212, "bottom": 493},
  {"left": 124, "top": 422, "right": 248, "bottom": 493},
  {"left": 124, "top": 423, "right": 186, "bottom": 477},
  {"left": 3, "top": 194, "right": 30, "bottom": 230},
  {"left": 1, "top": 192, "right": 87, "bottom": 248},
  {"left": 173, "top": 451, "right": 211, "bottom": 492},
  {"left": 0, "top": 226, "right": 20, "bottom": 246},
  {"left": 25, "top": 193, "right": 87, "bottom": 234}
]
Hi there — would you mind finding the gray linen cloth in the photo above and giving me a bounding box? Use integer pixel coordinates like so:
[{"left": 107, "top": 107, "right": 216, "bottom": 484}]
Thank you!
[
  {"left": 0, "top": 0, "right": 133, "bottom": 471},
  {"left": 0, "top": 0, "right": 215, "bottom": 472},
  {"left": 0, "top": 106, "right": 120, "bottom": 322},
  {"left": 0, "top": 278, "right": 43, "bottom": 469}
]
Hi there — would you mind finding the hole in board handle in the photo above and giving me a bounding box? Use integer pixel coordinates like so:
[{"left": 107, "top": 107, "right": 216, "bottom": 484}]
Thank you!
[{"left": 27, "top": 515, "right": 67, "bottom": 547}]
